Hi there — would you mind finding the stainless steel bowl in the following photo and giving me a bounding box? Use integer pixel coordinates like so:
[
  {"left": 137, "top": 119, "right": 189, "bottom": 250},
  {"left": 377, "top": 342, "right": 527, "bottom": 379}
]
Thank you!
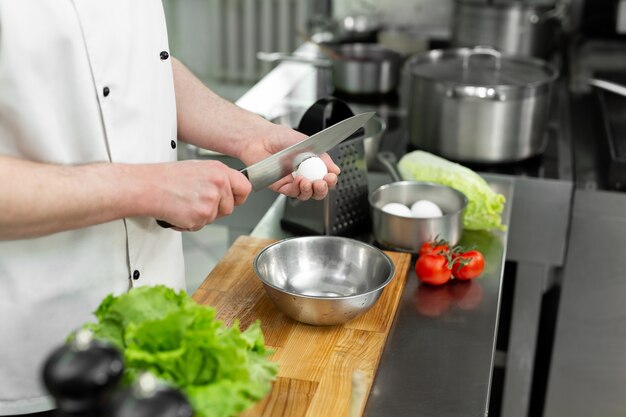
[
  {"left": 369, "top": 181, "right": 468, "bottom": 253},
  {"left": 253, "top": 236, "right": 395, "bottom": 325}
]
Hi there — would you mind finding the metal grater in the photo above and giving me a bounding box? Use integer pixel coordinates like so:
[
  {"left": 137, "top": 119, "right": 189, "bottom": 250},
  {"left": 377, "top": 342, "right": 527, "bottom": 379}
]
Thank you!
[
  {"left": 280, "top": 133, "right": 370, "bottom": 237},
  {"left": 279, "top": 97, "right": 372, "bottom": 236},
  {"left": 326, "top": 136, "right": 370, "bottom": 235}
]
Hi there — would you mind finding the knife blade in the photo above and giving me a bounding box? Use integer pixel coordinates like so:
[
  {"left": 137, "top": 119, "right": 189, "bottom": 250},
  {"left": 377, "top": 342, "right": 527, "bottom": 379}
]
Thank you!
[
  {"left": 157, "top": 111, "right": 374, "bottom": 228},
  {"left": 241, "top": 111, "right": 375, "bottom": 191}
]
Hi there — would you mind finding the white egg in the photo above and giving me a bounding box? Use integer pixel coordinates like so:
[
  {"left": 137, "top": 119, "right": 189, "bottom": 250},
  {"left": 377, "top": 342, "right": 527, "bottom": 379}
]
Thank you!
[
  {"left": 410, "top": 199, "right": 443, "bottom": 218},
  {"left": 294, "top": 156, "right": 328, "bottom": 181},
  {"left": 382, "top": 202, "right": 412, "bottom": 217}
]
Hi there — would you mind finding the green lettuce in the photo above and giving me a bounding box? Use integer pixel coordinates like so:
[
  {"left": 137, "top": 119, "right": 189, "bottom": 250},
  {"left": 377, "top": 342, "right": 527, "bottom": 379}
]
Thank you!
[
  {"left": 398, "top": 150, "right": 507, "bottom": 231},
  {"left": 79, "top": 285, "right": 278, "bottom": 417}
]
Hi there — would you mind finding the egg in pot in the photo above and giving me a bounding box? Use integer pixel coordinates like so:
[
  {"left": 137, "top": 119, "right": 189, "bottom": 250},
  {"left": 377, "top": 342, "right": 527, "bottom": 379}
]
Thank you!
[
  {"left": 410, "top": 200, "right": 443, "bottom": 218},
  {"left": 381, "top": 202, "right": 412, "bottom": 217}
]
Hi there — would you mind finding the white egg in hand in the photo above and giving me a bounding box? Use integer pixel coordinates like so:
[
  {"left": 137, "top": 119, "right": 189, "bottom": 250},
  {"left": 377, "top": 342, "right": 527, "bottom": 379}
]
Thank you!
[
  {"left": 382, "top": 202, "right": 412, "bottom": 217},
  {"left": 294, "top": 156, "right": 328, "bottom": 181},
  {"left": 410, "top": 200, "right": 443, "bottom": 218}
]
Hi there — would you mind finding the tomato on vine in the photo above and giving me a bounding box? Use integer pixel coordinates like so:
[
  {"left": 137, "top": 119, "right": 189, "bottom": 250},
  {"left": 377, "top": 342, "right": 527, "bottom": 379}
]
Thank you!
[
  {"left": 452, "top": 249, "right": 485, "bottom": 280},
  {"left": 415, "top": 253, "right": 452, "bottom": 286},
  {"left": 415, "top": 238, "right": 486, "bottom": 284},
  {"left": 418, "top": 237, "right": 450, "bottom": 257}
]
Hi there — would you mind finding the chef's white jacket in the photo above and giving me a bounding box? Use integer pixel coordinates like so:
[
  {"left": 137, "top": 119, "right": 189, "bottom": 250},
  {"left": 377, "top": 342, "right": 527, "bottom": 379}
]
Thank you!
[{"left": 0, "top": 1, "right": 185, "bottom": 414}]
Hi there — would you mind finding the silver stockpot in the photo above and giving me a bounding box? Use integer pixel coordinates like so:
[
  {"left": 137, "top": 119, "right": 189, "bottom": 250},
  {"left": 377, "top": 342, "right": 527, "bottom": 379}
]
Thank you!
[
  {"left": 451, "top": 0, "right": 562, "bottom": 59},
  {"left": 257, "top": 43, "right": 404, "bottom": 95},
  {"left": 406, "top": 46, "right": 559, "bottom": 164}
]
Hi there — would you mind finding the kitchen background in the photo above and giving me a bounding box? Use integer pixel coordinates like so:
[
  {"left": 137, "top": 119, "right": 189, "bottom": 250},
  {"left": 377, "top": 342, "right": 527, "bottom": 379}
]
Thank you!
[
  {"left": 163, "top": 0, "right": 551, "bottom": 292},
  {"left": 159, "top": 1, "right": 626, "bottom": 417}
]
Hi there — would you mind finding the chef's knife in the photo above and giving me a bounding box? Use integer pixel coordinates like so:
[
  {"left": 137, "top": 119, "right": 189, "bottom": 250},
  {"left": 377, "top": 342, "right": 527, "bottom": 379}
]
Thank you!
[
  {"left": 157, "top": 111, "right": 375, "bottom": 228},
  {"left": 241, "top": 111, "right": 374, "bottom": 191}
]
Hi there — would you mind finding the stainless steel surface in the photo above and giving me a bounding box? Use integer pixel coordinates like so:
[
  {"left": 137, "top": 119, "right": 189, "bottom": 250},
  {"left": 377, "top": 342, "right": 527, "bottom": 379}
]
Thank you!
[
  {"left": 451, "top": 0, "right": 559, "bottom": 58},
  {"left": 250, "top": 173, "right": 513, "bottom": 417},
  {"left": 541, "top": 46, "right": 626, "bottom": 415},
  {"left": 253, "top": 236, "right": 395, "bottom": 326},
  {"left": 501, "top": 262, "right": 553, "bottom": 417},
  {"left": 363, "top": 176, "right": 512, "bottom": 417},
  {"left": 258, "top": 44, "right": 404, "bottom": 95},
  {"left": 242, "top": 112, "right": 374, "bottom": 191},
  {"left": 406, "top": 46, "right": 559, "bottom": 163},
  {"left": 507, "top": 177, "right": 573, "bottom": 265},
  {"left": 369, "top": 181, "right": 468, "bottom": 252},
  {"left": 238, "top": 41, "right": 575, "bottom": 417},
  {"left": 544, "top": 189, "right": 626, "bottom": 417},
  {"left": 482, "top": 84, "right": 574, "bottom": 417}
]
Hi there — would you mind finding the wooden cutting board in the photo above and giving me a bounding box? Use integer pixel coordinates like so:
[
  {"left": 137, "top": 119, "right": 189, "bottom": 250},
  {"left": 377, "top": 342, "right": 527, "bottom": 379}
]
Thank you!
[{"left": 192, "top": 235, "right": 412, "bottom": 417}]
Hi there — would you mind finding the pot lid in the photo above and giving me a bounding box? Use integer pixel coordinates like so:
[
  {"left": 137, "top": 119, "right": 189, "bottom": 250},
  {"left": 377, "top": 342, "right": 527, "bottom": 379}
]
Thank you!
[
  {"left": 410, "top": 47, "right": 558, "bottom": 88},
  {"left": 456, "top": 0, "right": 555, "bottom": 6}
]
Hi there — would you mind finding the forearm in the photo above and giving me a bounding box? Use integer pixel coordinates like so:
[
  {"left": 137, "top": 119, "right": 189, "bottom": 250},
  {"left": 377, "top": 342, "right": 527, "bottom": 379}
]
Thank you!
[
  {"left": 172, "top": 58, "right": 269, "bottom": 160},
  {"left": 169, "top": 58, "right": 340, "bottom": 202},
  {"left": 0, "top": 155, "right": 152, "bottom": 239}
]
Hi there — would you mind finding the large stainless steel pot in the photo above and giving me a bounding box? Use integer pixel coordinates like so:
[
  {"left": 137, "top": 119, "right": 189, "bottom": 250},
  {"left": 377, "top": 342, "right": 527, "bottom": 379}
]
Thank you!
[
  {"left": 451, "top": 0, "right": 561, "bottom": 59},
  {"left": 257, "top": 43, "right": 404, "bottom": 95},
  {"left": 407, "top": 46, "right": 559, "bottom": 163}
]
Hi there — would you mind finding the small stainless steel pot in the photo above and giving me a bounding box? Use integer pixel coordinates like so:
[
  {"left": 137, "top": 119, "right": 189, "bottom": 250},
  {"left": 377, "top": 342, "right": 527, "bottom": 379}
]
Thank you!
[
  {"left": 369, "top": 152, "right": 468, "bottom": 253},
  {"left": 257, "top": 43, "right": 404, "bottom": 95},
  {"left": 331, "top": 43, "right": 403, "bottom": 95},
  {"left": 370, "top": 183, "right": 468, "bottom": 253},
  {"left": 406, "top": 46, "right": 559, "bottom": 163}
]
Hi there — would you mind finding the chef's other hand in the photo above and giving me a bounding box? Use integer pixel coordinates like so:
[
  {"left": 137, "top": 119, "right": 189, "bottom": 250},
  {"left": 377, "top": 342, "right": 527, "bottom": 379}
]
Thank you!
[
  {"left": 240, "top": 124, "right": 340, "bottom": 200},
  {"left": 149, "top": 160, "right": 252, "bottom": 231}
]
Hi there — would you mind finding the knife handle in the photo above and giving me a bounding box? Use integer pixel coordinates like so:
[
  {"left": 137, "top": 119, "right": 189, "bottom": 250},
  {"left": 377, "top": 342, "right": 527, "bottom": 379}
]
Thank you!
[
  {"left": 157, "top": 220, "right": 174, "bottom": 228},
  {"left": 157, "top": 169, "right": 251, "bottom": 229},
  {"left": 241, "top": 167, "right": 261, "bottom": 192}
]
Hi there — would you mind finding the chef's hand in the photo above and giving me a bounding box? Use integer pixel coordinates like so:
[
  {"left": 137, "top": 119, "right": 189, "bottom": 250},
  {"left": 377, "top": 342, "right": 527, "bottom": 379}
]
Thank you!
[
  {"left": 150, "top": 160, "right": 251, "bottom": 231},
  {"left": 240, "top": 124, "right": 340, "bottom": 201}
]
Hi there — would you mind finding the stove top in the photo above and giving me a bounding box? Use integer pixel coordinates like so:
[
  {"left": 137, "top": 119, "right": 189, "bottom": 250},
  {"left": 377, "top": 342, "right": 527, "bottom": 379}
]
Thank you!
[
  {"left": 280, "top": 59, "right": 571, "bottom": 183},
  {"left": 333, "top": 87, "right": 567, "bottom": 182}
]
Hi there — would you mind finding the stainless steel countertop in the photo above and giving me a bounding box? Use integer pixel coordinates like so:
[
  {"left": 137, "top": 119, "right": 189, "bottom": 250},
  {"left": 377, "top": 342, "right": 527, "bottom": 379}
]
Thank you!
[
  {"left": 232, "top": 39, "right": 588, "bottom": 416},
  {"left": 235, "top": 43, "right": 527, "bottom": 416},
  {"left": 249, "top": 172, "right": 513, "bottom": 417}
]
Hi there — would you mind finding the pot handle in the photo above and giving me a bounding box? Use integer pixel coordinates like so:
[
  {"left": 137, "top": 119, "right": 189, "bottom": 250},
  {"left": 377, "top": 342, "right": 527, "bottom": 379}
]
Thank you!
[
  {"left": 256, "top": 52, "right": 332, "bottom": 68},
  {"left": 376, "top": 151, "right": 403, "bottom": 182},
  {"left": 463, "top": 46, "right": 502, "bottom": 72},
  {"left": 588, "top": 78, "right": 626, "bottom": 98}
]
